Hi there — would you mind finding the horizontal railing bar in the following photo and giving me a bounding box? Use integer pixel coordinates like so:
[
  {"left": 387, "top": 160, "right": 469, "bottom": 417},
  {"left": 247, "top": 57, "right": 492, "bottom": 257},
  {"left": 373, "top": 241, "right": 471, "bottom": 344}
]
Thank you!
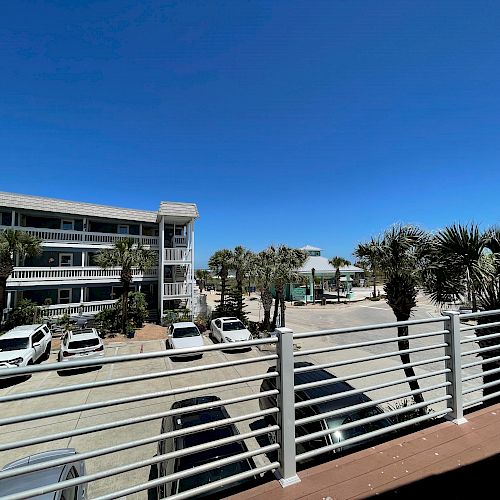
[
  {"left": 294, "top": 344, "right": 449, "bottom": 373},
  {"left": 461, "top": 331, "right": 500, "bottom": 344},
  {"left": 2, "top": 443, "right": 279, "bottom": 500},
  {"left": 296, "top": 408, "right": 452, "bottom": 462},
  {"left": 464, "top": 388, "right": 500, "bottom": 408},
  {"left": 0, "top": 393, "right": 278, "bottom": 453},
  {"left": 0, "top": 371, "right": 278, "bottom": 427},
  {"left": 293, "top": 316, "right": 447, "bottom": 339},
  {"left": 296, "top": 382, "right": 450, "bottom": 426},
  {"left": 96, "top": 462, "right": 280, "bottom": 500},
  {"left": 460, "top": 320, "right": 500, "bottom": 332},
  {"left": 461, "top": 344, "right": 500, "bottom": 357},
  {"left": 294, "top": 369, "right": 449, "bottom": 409},
  {"left": 0, "top": 338, "right": 278, "bottom": 377},
  {"left": 460, "top": 309, "right": 500, "bottom": 320},
  {"left": 463, "top": 378, "right": 500, "bottom": 395},
  {"left": 293, "top": 331, "right": 448, "bottom": 357},
  {"left": 0, "top": 424, "right": 279, "bottom": 482},
  {"left": 0, "top": 354, "right": 278, "bottom": 404},
  {"left": 296, "top": 395, "right": 451, "bottom": 444},
  {"left": 295, "top": 356, "right": 449, "bottom": 392},
  {"left": 462, "top": 366, "right": 500, "bottom": 383},
  {"left": 462, "top": 354, "right": 500, "bottom": 369}
]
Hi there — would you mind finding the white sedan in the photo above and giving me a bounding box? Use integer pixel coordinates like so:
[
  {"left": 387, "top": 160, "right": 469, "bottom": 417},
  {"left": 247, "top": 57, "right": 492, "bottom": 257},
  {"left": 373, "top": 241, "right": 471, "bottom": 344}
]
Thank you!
[
  {"left": 167, "top": 322, "right": 204, "bottom": 357},
  {"left": 209, "top": 317, "right": 252, "bottom": 344}
]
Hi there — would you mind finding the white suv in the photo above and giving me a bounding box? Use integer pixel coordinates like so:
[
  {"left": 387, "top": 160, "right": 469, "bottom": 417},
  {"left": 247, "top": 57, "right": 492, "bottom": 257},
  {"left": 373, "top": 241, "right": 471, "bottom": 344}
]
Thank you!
[
  {"left": 58, "top": 328, "right": 104, "bottom": 363},
  {"left": 0, "top": 324, "right": 52, "bottom": 369}
]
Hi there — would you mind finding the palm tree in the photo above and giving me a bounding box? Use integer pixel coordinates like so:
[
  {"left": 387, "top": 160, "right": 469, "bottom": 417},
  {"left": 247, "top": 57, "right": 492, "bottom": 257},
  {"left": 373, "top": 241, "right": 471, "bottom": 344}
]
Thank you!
[
  {"left": 354, "top": 237, "right": 381, "bottom": 298},
  {"left": 231, "top": 246, "right": 253, "bottom": 321},
  {"left": 432, "top": 224, "right": 485, "bottom": 312},
  {"left": 250, "top": 248, "right": 276, "bottom": 332},
  {"left": 95, "top": 238, "right": 156, "bottom": 335},
  {"left": 195, "top": 269, "right": 211, "bottom": 293},
  {"left": 0, "top": 229, "right": 41, "bottom": 314},
  {"left": 208, "top": 249, "right": 233, "bottom": 313},
  {"left": 365, "top": 225, "right": 427, "bottom": 406},
  {"left": 329, "top": 256, "right": 351, "bottom": 303},
  {"left": 271, "top": 246, "right": 307, "bottom": 328}
]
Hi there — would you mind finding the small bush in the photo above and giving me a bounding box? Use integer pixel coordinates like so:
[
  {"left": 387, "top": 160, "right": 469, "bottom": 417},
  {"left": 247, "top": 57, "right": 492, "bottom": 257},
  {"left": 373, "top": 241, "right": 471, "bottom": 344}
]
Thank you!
[
  {"left": 293, "top": 301, "right": 306, "bottom": 306},
  {"left": 194, "top": 313, "right": 209, "bottom": 332},
  {"left": 5, "top": 299, "right": 40, "bottom": 329},
  {"left": 161, "top": 309, "right": 191, "bottom": 327}
]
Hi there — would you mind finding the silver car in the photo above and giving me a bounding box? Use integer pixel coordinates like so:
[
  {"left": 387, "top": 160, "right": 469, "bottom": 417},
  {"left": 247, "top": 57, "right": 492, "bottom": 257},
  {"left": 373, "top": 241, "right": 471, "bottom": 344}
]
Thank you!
[{"left": 0, "top": 449, "right": 86, "bottom": 499}]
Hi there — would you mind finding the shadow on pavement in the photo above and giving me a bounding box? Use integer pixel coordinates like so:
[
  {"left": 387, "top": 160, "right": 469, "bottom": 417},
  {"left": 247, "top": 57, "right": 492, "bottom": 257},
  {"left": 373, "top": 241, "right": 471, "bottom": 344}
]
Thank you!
[{"left": 57, "top": 365, "right": 102, "bottom": 377}]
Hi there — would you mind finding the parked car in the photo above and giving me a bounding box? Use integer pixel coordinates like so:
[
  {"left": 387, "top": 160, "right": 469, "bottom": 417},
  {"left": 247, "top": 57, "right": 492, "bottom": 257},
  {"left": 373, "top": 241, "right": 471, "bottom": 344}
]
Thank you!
[
  {"left": 0, "top": 324, "right": 52, "bottom": 370},
  {"left": 166, "top": 322, "right": 204, "bottom": 356},
  {"left": 156, "top": 396, "right": 257, "bottom": 498},
  {"left": 58, "top": 328, "right": 104, "bottom": 363},
  {"left": 209, "top": 317, "right": 252, "bottom": 345},
  {"left": 259, "top": 362, "right": 393, "bottom": 456},
  {"left": 0, "top": 448, "right": 86, "bottom": 499}
]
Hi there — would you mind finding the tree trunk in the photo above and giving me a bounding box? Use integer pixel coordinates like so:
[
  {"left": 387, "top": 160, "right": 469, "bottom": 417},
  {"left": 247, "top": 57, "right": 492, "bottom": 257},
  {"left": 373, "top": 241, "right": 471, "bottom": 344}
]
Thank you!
[
  {"left": 471, "top": 288, "right": 478, "bottom": 313},
  {"left": 280, "top": 296, "right": 286, "bottom": 327},
  {"left": 236, "top": 279, "right": 244, "bottom": 320},
  {"left": 396, "top": 320, "right": 425, "bottom": 406},
  {"left": 271, "top": 288, "right": 281, "bottom": 329},
  {"left": 121, "top": 280, "right": 130, "bottom": 336},
  {"left": 372, "top": 269, "right": 377, "bottom": 297},
  {"left": 261, "top": 289, "right": 273, "bottom": 332},
  {"left": 220, "top": 276, "right": 226, "bottom": 310}
]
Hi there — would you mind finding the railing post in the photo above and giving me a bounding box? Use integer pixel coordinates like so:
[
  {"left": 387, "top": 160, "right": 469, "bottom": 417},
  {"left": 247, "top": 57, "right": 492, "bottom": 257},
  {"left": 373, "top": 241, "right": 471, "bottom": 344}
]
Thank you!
[
  {"left": 275, "top": 327, "right": 301, "bottom": 487},
  {"left": 444, "top": 311, "right": 467, "bottom": 424}
]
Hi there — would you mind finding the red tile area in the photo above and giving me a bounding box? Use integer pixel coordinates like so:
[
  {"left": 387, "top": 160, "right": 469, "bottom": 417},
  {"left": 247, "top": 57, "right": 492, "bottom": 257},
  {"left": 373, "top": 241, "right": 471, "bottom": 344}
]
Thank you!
[{"left": 228, "top": 402, "right": 500, "bottom": 499}]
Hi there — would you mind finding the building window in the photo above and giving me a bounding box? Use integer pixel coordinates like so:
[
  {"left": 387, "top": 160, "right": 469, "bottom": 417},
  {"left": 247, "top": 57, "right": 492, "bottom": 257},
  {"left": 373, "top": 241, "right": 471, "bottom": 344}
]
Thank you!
[
  {"left": 117, "top": 225, "right": 129, "bottom": 235},
  {"left": 61, "top": 219, "right": 74, "bottom": 231},
  {"left": 59, "top": 254, "right": 74, "bottom": 267},
  {"left": 58, "top": 289, "right": 72, "bottom": 304},
  {"left": 111, "top": 286, "right": 123, "bottom": 299}
]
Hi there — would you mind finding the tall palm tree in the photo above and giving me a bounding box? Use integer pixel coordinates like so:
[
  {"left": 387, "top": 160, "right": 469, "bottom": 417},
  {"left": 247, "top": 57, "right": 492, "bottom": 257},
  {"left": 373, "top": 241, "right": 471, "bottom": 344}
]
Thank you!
[
  {"left": 354, "top": 237, "right": 381, "bottom": 298},
  {"left": 250, "top": 248, "right": 276, "bottom": 332},
  {"left": 271, "top": 246, "right": 307, "bottom": 328},
  {"left": 432, "top": 223, "right": 485, "bottom": 312},
  {"left": 329, "top": 256, "right": 351, "bottom": 303},
  {"left": 195, "top": 269, "right": 211, "bottom": 293},
  {"left": 95, "top": 238, "right": 157, "bottom": 335},
  {"left": 231, "top": 246, "right": 253, "bottom": 321},
  {"left": 208, "top": 249, "right": 233, "bottom": 312},
  {"left": 0, "top": 229, "right": 41, "bottom": 314},
  {"left": 366, "top": 225, "right": 427, "bottom": 406}
]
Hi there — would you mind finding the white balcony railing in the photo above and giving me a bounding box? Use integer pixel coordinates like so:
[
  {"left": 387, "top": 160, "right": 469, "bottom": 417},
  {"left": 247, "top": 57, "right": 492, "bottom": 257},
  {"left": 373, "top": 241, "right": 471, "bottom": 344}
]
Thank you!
[
  {"left": 0, "top": 225, "right": 159, "bottom": 247},
  {"left": 42, "top": 300, "right": 117, "bottom": 318},
  {"left": 164, "top": 282, "right": 192, "bottom": 297},
  {"left": 164, "top": 248, "right": 191, "bottom": 262},
  {"left": 7, "top": 266, "right": 158, "bottom": 284},
  {"left": 173, "top": 235, "right": 187, "bottom": 247}
]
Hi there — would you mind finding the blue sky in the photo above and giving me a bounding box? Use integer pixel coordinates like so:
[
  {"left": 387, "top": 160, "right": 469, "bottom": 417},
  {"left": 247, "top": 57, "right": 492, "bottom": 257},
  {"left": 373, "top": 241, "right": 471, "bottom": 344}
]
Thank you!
[{"left": 2, "top": 1, "right": 500, "bottom": 267}]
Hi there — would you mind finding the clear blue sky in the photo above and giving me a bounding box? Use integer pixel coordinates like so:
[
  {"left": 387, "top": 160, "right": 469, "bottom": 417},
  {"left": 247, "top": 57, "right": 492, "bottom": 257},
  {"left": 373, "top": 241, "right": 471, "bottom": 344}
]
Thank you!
[{"left": 2, "top": 1, "right": 499, "bottom": 267}]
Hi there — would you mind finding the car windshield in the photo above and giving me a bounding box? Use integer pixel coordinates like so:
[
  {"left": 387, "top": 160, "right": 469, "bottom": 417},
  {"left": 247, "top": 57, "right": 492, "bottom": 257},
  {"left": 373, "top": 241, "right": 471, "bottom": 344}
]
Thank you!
[
  {"left": 0, "top": 338, "right": 29, "bottom": 351},
  {"left": 222, "top": 321, "right": 245, "bottom": 332},
  {"left": 68, "top": 338, "right": 99, "bottom": 349},
  {"left": 173, "top": 327, "right": 200, "bottom": 338},
  {"left": 326, "top": 407, "right": 391, "bottom": 441}
]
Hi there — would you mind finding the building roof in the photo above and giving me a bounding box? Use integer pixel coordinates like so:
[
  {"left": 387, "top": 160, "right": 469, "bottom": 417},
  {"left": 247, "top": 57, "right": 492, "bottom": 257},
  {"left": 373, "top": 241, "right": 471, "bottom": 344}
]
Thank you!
[
  {"left": 0, "top": 192, "right": 199, "bottom": 223},
  {"left": 300, "top": 245, "right": 322, "bottom": 251},
  {"left": 158, "top": 201, "right": 199, "bottom": 220},
  {"left": 298, "top": 256, "right": 364, "bottom": 276}
]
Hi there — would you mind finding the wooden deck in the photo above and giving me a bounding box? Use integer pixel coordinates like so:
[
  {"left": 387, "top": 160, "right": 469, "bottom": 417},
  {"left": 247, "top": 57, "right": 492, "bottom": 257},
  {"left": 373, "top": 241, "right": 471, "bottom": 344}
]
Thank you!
[{"left": 229, "top": 401, "right": 500, "bottom": 499}]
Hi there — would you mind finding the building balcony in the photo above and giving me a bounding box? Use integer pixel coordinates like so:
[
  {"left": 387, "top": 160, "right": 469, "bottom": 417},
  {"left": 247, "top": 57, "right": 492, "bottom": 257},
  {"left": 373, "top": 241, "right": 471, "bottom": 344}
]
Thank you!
[
  {"left": 43, "top": 299, "right": 117, "bottom": 318},
  {"left": 7, "top": 266, "right": 158, "bottom": 287},
  {"left": 173, "top": 235, "right": 187, "bottom": 247},
  {"left": 164, "top": 282, "right": 192, "bottom": 298},
  {"left": 0, "top": 225, "right": 159, "bottom": 248},
  {"left": 164, "top": 248, "right": 192, "bottom": 264}
]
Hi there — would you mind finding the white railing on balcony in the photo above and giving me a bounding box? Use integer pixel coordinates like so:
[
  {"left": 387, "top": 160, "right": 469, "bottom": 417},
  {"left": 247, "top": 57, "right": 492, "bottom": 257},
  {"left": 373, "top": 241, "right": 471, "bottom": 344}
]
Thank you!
[
  {"left": 164, "top": 282, "right": 192, "bottom": 297},
  {"left": 8, "top": 266, "right": 158, "bottom": 283},
  {"left": 164, "top": 248, "right": 191, "bottom": 262},
  {"left": 0, "top": 225, "right": 159, "bottom": 246},
  {"left": 173, "top": 235, "right": 187, "bottom": 247},
  {"left": 43, "top": 300, "right": 117, "bottom": 318}
]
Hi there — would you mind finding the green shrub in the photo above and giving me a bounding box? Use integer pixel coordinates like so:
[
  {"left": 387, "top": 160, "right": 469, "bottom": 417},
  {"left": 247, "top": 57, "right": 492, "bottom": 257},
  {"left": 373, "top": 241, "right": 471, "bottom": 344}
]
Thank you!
[
  {"left": 5, "top": 299, "right": 40, "bottom": 329},
  {"left": 194, "top": 313, "right": 209, "bottom": 332},
  {"left": 161, "top": 309, "right": 191, "bottom": 327},
  {"left": 293, "top": 301, "right": 306, "bottom": 306}
]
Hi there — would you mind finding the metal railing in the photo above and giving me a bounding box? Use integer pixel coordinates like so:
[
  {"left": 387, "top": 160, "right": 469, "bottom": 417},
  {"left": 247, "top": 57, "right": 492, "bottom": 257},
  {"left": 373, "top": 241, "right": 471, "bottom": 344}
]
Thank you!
[
  {"left": 164, "top": 248, "right": 192, "bottom": 263},
  {"left": 0, "top": 225, "right": 159, "bottom": 247},
  {"left": 164, "top": 282, "right": 192, "bottom": 298},
  {"left": 8, "top": 266, "right": 158, "bottom": 284},
  {"left": 1, "top": 309, "right": 500, "bottom": 498}
]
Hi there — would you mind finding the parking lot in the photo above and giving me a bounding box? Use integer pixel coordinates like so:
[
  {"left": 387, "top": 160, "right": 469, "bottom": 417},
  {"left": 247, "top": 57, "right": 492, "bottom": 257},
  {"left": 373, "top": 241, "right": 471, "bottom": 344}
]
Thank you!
[{"left": 0, "top": 296, "right": 481, "bottom": 498}]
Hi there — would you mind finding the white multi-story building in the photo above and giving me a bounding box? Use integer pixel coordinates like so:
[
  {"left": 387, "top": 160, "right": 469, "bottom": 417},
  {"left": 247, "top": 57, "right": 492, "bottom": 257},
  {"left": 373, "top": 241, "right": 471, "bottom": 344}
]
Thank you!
[{"left": 0, "top": 192, "right": 199, "bottom": 320}]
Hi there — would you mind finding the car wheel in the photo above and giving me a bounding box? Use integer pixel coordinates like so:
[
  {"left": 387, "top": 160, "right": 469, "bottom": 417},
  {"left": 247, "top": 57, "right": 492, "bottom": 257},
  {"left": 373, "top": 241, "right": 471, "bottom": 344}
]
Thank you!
[
  {"left": 23, "top": 360, "right": 33, "bottom": 381},
  {"left": 42, "top": 343, "right": 51, "bottom": 361}
]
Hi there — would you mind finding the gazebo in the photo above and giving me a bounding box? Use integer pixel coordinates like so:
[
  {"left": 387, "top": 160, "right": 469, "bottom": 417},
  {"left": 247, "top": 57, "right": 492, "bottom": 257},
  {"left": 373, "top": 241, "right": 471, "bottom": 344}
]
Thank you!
[{"left": 286, "top": 245, "right": 364, "bottom": 303}]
